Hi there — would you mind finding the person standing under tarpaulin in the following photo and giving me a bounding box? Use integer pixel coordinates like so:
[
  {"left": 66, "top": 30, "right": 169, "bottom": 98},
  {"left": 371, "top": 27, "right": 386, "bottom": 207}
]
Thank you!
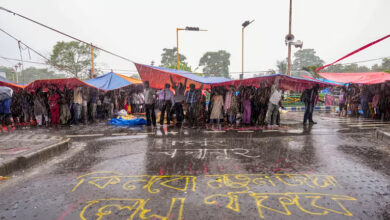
[
  {"left": 48, "top": 88, "right": 61, "bottom": 127},
  {"left": 301, "top": 84, "right": 320, "bottom": 125},
  {"left": 0, "top": 86, "right": 13, "bottom": 131},
  {"left": 266, "top": 78, "right": 282, "bottom": 127},
  {"left": 143, "top": 81, "right": 157, "bottom": 126},
  {"left": 170, "top": 75, "right": 187, "bottom": 125},
  {"left": 209, "top": 90, "right": 224, "bottom": 130},
  {"left": 224, "top": 85, "right": 239, "bottom": 127},
  {"left": 73, "top": 87, "right": 83, "bottom": 125},
  {"left": 157, "top": 83, "right": 174, "bottom": 125},
  {"left": 34, "top": 90, "right": 48, "bottom": 126},
  {"left": 185, "top": 83, "right": 203, "bottom": 128}
]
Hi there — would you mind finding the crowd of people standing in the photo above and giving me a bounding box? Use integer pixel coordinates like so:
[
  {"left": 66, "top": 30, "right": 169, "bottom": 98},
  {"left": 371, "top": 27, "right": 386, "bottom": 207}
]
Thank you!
[
  {"left": 0, "top": 86, "right": 145, "bottom": 130},
  {"left": 338, "top": 82, "right": 390, "bottom": 120},
  {"left": 1, "top": 78, "right": 390, "bottom": 131}
]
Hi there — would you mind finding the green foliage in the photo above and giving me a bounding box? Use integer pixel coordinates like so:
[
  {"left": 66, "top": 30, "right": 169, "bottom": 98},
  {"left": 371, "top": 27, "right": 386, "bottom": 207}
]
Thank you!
[
  {"left": 47, "top": 41, "right": 98, "bottom": 79},
  {"left": 199, "top": 50, "right": 231, "bottom": 78},
  {"left": 301, "top": 65, "right": 321, "bottom": 78},
  {"left": 276, "top": 60, "right": 287, "bottom": 74},
  {"left": 129, "top": 74, "right": 141, "bottom": 80},
  {"left": 160, "top": 47, "right": 187, "bottom": 68},
  {"left": 20, "top": 67, "right": 66, "bottom": 84},
  {"left": 293, "top": 49, "right": 324, "bottom": 71},
  {"left": 372, "top": 58, "right": 390, "bottom": 72},
  {"left": 165, "top": 63, "right": 193, "bottom": 72},
  {"left": 0, "top": 66, "right": 66, "bottom": 83}
]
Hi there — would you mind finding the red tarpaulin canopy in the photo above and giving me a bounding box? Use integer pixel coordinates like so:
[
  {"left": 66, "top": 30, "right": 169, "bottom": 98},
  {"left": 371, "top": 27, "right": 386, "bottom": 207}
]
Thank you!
[
  {"left": 25, "top": 78, "right": 90, "bottom": 92},
  {"left": 134, "top": 63, "right": 230, "bottom": 89},
  {"left": 212, "top": 74, "right": 334, "bottom": 92},
  {"left": 318, "top": 72, "right": 390, "bottom": 84}
]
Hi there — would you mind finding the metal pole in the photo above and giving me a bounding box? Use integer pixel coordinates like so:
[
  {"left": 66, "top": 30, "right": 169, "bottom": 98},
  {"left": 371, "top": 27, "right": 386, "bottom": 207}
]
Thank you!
[
  {"left": 14, "top": 65, "right": 18, "bottom": 83},
  {"left": 241, "top": 28, "right": 244, "bottom": 79},
  {"left": 90, "top": 43, "right": 95, "bottom": 78},
  {"left": 287, "top": 0, "right": 292, "bottom": 76},
  {"left": 176, "top": 28, "right": 180, "bottom": 70}
]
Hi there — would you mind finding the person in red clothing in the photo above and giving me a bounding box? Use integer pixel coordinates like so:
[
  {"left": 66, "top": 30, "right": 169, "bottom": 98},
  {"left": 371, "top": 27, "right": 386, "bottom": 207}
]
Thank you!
[{"left": 48, "top": 88, "right": 61, "bottom": 127}]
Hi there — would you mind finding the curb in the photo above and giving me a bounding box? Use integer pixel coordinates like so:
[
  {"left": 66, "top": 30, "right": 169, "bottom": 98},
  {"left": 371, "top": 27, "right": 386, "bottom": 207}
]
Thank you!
[
  {"left": 376, "top": 129, "right": 390, "bottom": 143},
  {"left": 0, "top": 138, "right": 70, "bottom": 176},
  {"left": 285, "top": 106, "right": 336, "bottom": 112}
]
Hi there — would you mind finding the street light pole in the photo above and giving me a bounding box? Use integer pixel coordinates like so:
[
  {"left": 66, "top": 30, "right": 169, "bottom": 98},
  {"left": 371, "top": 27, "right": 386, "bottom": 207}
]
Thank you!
[
  {"left": 287, "top": 0, "right": 293, "bottom": 76},
  {"left": 176, "top": 27, "right": 207, "bottom": 70},
  {"left": 90, "top": 43, "right": 95, "bottom": 78},
  {"left": 241, "top": 27, "right": 244, "bottom": 79},
  {"left": 176, "top": 28, "right": 182, "bottom": 70},
  {"left": 241, "top": 20, "right": 254, "bottom": 80}
]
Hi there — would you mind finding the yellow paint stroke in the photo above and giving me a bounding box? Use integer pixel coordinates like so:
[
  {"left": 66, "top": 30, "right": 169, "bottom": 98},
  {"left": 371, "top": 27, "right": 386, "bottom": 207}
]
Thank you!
[
  {"left": 80, "top": 198, "right": 185, "bottom": 220},
  {"left": 204, "top": 192, "right": 357, "bottom": 219},
  {"left": 73, "top": 172, "right": 339, "bottom": 194}
]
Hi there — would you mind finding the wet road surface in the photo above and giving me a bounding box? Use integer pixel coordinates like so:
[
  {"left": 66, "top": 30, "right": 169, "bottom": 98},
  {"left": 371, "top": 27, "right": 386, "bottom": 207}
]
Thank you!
[{"left": 0, "top": 112, "right": 389, "bottom": 220}]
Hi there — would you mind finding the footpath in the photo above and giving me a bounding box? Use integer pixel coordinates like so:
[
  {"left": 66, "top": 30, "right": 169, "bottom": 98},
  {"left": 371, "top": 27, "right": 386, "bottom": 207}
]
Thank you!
[
  {"left": 0, "top": 131, "right": 69, "bottom": 176},
  {"left": 376, "top": 128, "right": 390, "bottom": 144}
]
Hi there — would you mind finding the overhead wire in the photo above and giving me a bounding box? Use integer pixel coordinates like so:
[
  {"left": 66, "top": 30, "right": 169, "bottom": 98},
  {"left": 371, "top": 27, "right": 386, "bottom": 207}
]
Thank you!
[
  {"left": 0, "top": 27, "right": 76, "bottom": 72},
  {"left": 0, "top": 7, "right": 134, "bottom": 63}
]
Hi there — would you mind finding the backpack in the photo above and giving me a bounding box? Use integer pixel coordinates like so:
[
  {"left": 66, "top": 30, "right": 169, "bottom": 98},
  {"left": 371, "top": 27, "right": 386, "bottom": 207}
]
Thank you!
[{"left": 300, "top": 89, "right": 310, "bottom": 103}]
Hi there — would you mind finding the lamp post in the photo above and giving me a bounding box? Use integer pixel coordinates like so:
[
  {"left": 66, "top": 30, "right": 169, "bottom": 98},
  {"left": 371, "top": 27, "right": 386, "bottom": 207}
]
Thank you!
[
  {"left": 90, "top": 43, "right": 95, "bottom": 78},
  {"left": 14, "top": 64, "right": 18, "bottom": 83},
  {"left": 285, "top": 0, "right": 303, "bottom": 76},
  {"left": 176, "top": 26, "right": 207, "bottom": 70},
  {"left": 241, "top": 20, "right": 254, "bottom": 79}
]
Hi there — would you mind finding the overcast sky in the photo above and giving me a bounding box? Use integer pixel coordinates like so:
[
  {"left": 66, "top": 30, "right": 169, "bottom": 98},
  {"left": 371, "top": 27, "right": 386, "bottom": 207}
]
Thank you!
[{"left": 0, "top": 0, "right": 389, "bottom": 78}]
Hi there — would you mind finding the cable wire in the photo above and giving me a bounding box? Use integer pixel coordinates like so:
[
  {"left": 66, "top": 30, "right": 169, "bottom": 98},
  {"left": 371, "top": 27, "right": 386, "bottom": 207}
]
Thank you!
[{"left": 0, "top": 7, "right": 134, "bottom": 63}]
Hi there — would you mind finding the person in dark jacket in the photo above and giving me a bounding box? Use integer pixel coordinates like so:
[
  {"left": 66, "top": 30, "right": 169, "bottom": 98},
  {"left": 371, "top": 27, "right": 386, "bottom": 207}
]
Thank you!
[{"left": 301, "top": 84, "right": 320, "bottom": 125}]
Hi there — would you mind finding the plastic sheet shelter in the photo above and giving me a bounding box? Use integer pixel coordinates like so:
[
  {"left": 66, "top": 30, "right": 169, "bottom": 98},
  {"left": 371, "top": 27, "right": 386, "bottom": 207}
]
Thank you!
[
  {"left": 318, "top": 72, "right": 390, "bottom": 84},
  {"left": 25, "top": 78, "right": 88, "bottom": 92},
  {"left": 301, "top": 75, "right": 345, "bottom": 86},
  {"left": 134, "top": 63, "right": 230, "bottom": 89},
  {"left": 0, "top": 76, "right": 25, "bottom": 90},
  {"left": 84, "top": 72, "right": 142, "bottom": 91},
  {"left": 212, "top": 74, "right": 335, "bottom": 92}
]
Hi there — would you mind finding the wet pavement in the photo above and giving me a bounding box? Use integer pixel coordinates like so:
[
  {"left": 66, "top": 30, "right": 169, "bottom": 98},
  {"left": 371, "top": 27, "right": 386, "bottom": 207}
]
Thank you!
[{"left": 0, "top": 112, "right": 389, "bottom": 220}]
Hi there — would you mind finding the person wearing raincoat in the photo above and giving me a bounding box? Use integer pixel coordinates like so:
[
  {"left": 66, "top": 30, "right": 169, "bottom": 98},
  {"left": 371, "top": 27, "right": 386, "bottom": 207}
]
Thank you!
[{"left": 48, "top": 89, "right": 61, "bottom": 127}]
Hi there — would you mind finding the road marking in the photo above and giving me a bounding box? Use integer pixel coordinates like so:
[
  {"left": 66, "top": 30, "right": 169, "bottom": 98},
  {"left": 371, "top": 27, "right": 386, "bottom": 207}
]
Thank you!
[
  {"left": 349, "top": 124, "right": 390, "bottom": 127},
  {"left": 137, "top": 132, "right": 155, "bottom": 135},
  {"left": 237, "top": 130, "right": 254, "bottom": 133},
  {"left": 66, "top": 134, "right": 104, "bottom": 138},
  {"left": 204, "top": 130, "right": 226, "bottom": 133},
  {"left": 112, "top": 133, "right": 128, "bottom": 136},
  {"left": 263, "top": 130, "right": 279, "bottom": 132}
]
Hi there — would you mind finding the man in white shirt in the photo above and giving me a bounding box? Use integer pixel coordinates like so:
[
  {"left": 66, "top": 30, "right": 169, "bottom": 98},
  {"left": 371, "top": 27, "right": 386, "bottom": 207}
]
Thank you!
[
  {"left": 157, "top": 83, "right": 175, "bottom": 125},
  {"left": 266, "top": 78, "right": 282, "bottom": 127}
]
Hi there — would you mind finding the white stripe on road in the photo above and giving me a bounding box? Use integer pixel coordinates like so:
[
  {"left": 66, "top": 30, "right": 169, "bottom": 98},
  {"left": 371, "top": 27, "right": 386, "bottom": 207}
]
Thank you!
[
  {"left": 66, "top": 134, "right": 104, "bottom": 138},
  {"left": 237, "top": 130, "right": 254, "bottom": 133},
  {"left": 112, "top": 133, "right": 128, "bottom": 136},
  {"left": 263, "top": 130, "right": 279, "bottom": 132},
  {"left": 349, "top": 124, "right": 390, "bottom": 127},
  {"left": 204, "top": 130, "right": 226, "bottom": 133}
]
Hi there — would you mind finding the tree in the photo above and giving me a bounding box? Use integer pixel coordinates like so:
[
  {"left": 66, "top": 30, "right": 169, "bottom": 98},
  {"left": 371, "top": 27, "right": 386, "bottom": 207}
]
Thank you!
[
  {"left": 165, "top": 63, "right": 193, "bottom": 72},
  {"left": 47, "top": 41, "right": 98, "bottom": 79},
  {"left": 129, "top": 74, "right": 141, "bottom": 80},
  {"left": 160, "top": 47, "right": 187, "bottom": 68},
  {"left": 20, "top": 67, "right": 66, "bottom": 84},
  {"left": 372, "top": 58, "right": 390, "bottom": 73},
  {"left": 292, "top": 49, "right": 324, "bottom": 71},
  {"left": 276, "top": 60, "right": 287, "bottom": 74},
  {"left": 323, "top": 63, "right": 371, "bottom": 73},
  {"left": 199, "top": 50, "right": 231, "bottom": 78}
]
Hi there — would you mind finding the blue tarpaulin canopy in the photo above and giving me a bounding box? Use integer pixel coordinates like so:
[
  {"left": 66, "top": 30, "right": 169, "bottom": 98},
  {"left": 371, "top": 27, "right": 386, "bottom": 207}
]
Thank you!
[
  {"left": 0, "top": 76, "right": 25, "bottom": 89},
  {"left": 84, "top": 72, "right": 142, "bottom": 91}
]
